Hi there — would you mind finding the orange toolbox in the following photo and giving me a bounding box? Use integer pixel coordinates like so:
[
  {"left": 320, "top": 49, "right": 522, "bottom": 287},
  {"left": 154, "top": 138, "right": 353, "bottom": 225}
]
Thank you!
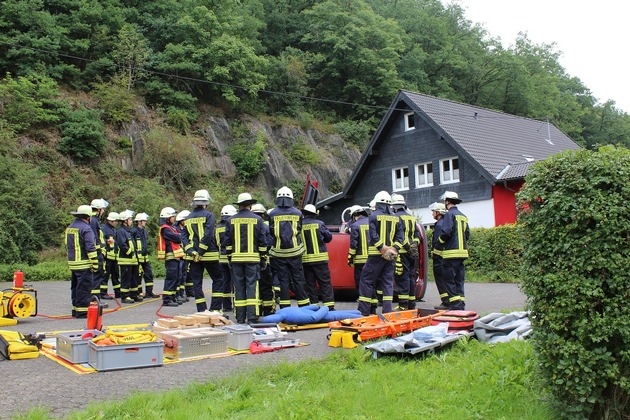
[{"left": 328, "top": 309, "right": 444, "bottom": 341}]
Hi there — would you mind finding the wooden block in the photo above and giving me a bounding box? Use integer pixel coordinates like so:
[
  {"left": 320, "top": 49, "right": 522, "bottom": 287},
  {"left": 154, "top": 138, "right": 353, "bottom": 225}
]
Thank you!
[
  {"left": 174, "top": 315, "right": 196, "bottom": 326},
  {"left": 191, "top": 314, "right": 211, "bottom": 324},
  {"left": 157, "top": 318, "right": 180, "bottom": 328}
]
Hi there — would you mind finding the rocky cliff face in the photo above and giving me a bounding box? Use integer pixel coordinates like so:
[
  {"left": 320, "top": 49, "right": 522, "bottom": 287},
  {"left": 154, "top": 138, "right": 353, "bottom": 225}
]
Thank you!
[{"left": 198, "top": 114, "right": 362, "bottom": 201}]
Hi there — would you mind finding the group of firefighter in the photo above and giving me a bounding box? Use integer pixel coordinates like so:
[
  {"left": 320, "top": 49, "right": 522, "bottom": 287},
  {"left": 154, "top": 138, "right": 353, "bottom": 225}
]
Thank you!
[
  {"left": 346, "top": 189, "right": 468, "bottom": 316},
  {"left": 65, "top": 186, "right": 468, "bottom": 322}
]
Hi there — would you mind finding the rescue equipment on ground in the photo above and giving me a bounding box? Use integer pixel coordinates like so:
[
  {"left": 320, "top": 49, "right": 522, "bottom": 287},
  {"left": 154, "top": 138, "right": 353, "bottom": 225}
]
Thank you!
[
  {"left": 86, "top": 297, "right": 105, "bottom": 331},
  {"left": 328, "top": 309, "right": 443, "bottom": 342},
  {"left": 92, "top": 330, "right": 157, "bottom": 346},
  {"left": 431, "top": 310, "right": 480, "bottom": 332},
  {"left": 0, "top": 330, "right": 43, "bottom": 360},
  {"left": 1, "top": 275, "right": 38, "bottom": 326}
]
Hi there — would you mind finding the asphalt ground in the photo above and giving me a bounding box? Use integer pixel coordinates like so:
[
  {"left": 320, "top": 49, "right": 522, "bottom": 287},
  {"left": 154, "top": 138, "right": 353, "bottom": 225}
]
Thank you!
[{"left": 0, "top": 279, "right": 526, "bottom": 418}]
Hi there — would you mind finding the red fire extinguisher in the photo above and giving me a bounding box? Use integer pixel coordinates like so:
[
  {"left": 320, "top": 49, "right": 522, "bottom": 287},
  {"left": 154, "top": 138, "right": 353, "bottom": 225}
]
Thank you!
[
  {"left": 87, "top": 297, "right": 103, "bottom": 330},
  {"left": 13, "top": 270, "right": 24, "bottom": 288}
]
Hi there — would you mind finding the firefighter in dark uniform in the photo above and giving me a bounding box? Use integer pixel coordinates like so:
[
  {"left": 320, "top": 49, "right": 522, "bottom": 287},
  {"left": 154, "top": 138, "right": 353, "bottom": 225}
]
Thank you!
[
  {"left": 347, "top": 205, "right": 370, "bottom": 293},
  {"left": 223, "top": 193, "right": 269, "bottom": 324},
  {"left": 357, "top": 191, "right": 404, "bottom": 316},
  {"left": 439, "top": 191, "right": 470, "bottom": 310},
  {"left": 252, "top": 203, "right": 275, "bottom": 315},
  {"left": 158, "top": 207, "right": 185, "bottom": 307},
  {"left": 268, "top": 186, "right": 311, "bottom": 308},
  {"left": 101, "top": 211, "right": 120, "bottom": 299},
  {"left": 132, "top": 212, "right": 158, "bottom": 298},
  {"left": 216, "top": 205, "right": 237, "bottom": 312},
  {"left": 175, "top": 210, "right": 191, "bottom": 302},
  {"left": 182, "top": 189, "right": 224, "bottom": 312},
  {"left": 65, "top": 205, "right": 99, "bottom": 318},
  {"left": 429, "top": 202, "right": 449, "bottom": 309},
  {"left": 116, "top": 210, "right": 141, "bottom": 304},
  {"left": 301, "top": 204, "right": 335, "bottom": 309},
  {"left": 89, "top": 198, "right": 108, "bottom": 303},
  {"left": 390, "top": 194, "right": 422, "bottom": 310}
]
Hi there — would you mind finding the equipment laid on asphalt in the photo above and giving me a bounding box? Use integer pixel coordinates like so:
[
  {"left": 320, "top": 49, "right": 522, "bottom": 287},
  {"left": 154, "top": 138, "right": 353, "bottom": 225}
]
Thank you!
[
  {"left": 1, "top": 277, "right": 38, "bottom": 327},
  {"left": 328, "top": 309, "right": 442, "bottom": 343}
]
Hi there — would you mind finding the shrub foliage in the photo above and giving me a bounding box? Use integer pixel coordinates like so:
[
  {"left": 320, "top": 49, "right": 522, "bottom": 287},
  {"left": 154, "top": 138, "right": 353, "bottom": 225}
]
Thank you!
[
  {"left": 466, "top": 225, "right": 523, "bottom": 282},
  {"left": 518, "top": 145, "right": 630, "bottom": 419}
]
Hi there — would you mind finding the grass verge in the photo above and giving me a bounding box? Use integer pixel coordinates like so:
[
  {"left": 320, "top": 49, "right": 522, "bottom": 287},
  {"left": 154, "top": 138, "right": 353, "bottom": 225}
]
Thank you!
[{"left": 17, "top": 340, "right": 557, "bottom": 419}]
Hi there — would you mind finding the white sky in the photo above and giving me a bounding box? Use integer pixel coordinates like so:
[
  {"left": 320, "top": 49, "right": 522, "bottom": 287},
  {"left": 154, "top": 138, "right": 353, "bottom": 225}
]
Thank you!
[{"left": 444, "top": 0, "right": 630, "bottom": 113}]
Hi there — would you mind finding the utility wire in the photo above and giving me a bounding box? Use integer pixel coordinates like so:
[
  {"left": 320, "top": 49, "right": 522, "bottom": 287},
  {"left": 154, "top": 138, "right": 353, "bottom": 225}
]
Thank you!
[{"left": 0, "top": 40, "right": 554, "bottom": 123}]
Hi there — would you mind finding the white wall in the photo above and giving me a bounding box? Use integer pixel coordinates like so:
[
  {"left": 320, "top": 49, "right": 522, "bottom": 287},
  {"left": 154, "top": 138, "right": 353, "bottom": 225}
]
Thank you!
[{"left": 411, "top": 198, "right": 496, "bottom": 228}]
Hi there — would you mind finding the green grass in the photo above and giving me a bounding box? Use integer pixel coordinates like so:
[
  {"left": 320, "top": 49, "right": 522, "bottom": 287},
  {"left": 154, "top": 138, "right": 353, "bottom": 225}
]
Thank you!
[{"left": 16, "top": 340, "right": 558, "bottom": 419}]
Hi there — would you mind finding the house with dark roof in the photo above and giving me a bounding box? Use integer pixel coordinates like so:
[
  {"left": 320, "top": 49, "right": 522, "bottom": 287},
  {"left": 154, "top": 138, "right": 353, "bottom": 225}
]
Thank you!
[{"left": 317, "top": 90, "right": 581, "bottom": 228}]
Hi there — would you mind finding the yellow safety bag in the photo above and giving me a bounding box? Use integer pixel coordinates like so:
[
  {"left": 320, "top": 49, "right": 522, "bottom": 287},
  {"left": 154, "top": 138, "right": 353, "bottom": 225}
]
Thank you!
[{"left": 0, "top": 330, "right": 40, "bottom": 360}]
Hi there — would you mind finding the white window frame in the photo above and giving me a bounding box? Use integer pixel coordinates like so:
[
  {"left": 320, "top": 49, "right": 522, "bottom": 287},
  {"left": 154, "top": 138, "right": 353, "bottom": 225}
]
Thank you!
[
  {"left": 404, "top": 112, "right": 415, "bottom": 131},
  {"left": 415, "top": 162, "right": 433, "bottom": 188},
  {"left": 392, "top": 166, "right": 410, "bottom": 192},
  {"left": 440, "top": 156, "right": 460, "bottom": 184}
]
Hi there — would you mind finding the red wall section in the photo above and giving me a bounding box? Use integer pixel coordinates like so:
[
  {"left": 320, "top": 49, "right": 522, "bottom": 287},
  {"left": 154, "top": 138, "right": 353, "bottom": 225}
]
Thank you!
[{"left": 492, "top": 182, "right": 523, "bottom": 226}]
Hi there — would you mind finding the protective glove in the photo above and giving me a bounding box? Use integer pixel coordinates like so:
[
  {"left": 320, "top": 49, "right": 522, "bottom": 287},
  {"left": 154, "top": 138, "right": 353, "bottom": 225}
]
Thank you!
[
  {"left": 347, "top": 254, "right": 354, "bottom": 267},
  {"left": 395, "top": 255, "right": 403, "bottom": 276},
  {"left": 191, "top": 251, "right": 201, "bottom": 263},
  {"left": 138, "top": 265, "right": 144, "bottom": 277},
  {"left": 260, "top": 258, "right": 268, "bottom": 271},
  {"left": 90, "top": 261, "right": 99, "bottom": 273},
  {"left": 380, "top": 245, "right": 398, "bottom": 261},
  {"left": 409, "top": 246, "right": 419, "bottom": 260}
]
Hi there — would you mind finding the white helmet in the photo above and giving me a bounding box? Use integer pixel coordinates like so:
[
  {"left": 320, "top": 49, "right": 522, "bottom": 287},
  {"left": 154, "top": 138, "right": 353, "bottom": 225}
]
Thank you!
[
  {"left": 192, "top": 189, "right": 211, "bottom": 205},
  {"left": 439, "top": 191, "right": 461, "bottom": 202},
  {"left": 119, "top": 210, "right": 134, "bottom": 220},
  {"left": 235, "top": 192, "right": 256, "bottom": 205},
  {"left": 221, "top": 205, "right": 237, "bottom": 217},
  {"left": 391, "top": 193, "right": 406, "bottom": 207},
  {"left": 349, "top": 205, "right": 366, "bottom": 217},
  {"left": 251, "top": 203, "right": 267, "bottom": 214},
  {"left": 368, "top": 199, "right": 376, "bottom": 210},
  {"left": 276, "top": 186, "right": 293, "bottom": 199},
  {"left": 373, "top": 191, "right": 392, "bottom": 204},
  {"left": 107, "top": 211, "right": 120, "bottom": 221},
  {"left": 428, "top": 202, "right": 447, "bottom": 214},
  {"left": 302, "top": 204, "right": 318, "bottom": 215},
  {"left": 134, "top": 212, "right": 149, "bottom": 222},
  {"left": 90, "top": 198, "right": 109, "bottom": 209},
  {"left": 176, "top": 210, "right": 190, "bottom": 222},
  {"left": 159, "top": 207, "right": 177, "bottom": 218},
  {"left": 71, "top": 205, "right": 93, "bottom": 217}
]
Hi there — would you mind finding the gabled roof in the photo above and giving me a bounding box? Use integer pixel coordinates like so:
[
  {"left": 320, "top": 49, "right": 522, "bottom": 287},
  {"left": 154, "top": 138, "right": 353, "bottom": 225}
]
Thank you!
[
  {"left": 402, "top": 90, "right": 581, "bottom": 180},
  {"left": 319, "top": 90, "right": 580, "bottom": 207}
]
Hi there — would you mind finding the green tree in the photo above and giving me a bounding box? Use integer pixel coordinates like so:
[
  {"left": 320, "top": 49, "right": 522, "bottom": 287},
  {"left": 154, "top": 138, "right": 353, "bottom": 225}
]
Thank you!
[
  {"left": 228, "top": 129, "right": 267, "bottom": 182},
  {"left": 300, "top": 0, "right": 404, "bottom": 118},
  {"left": 0, "top": 73, "right": 62, "bottom": 133},
  {"left": 518, "top": 146, "right": 630, "bottom": 418},
  {"left": 111, "top": 23, "right": 151, "bottom": 92},
  {"left": 57, "top": 107, "right": 106, "bottom": 162}
]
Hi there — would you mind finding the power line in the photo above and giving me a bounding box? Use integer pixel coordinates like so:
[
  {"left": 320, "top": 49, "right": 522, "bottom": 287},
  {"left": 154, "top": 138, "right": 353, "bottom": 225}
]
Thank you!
[{"left": 0, "top": 40, "right": 553, "bottom": 123}]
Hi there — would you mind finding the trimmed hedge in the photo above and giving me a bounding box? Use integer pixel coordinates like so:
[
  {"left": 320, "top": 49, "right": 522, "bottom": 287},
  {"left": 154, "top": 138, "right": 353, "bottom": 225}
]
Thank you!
[
  {"left": 426, "top": 224, "right": 523, "bottom": 282},
  {"left": 518, "top": 145, "right": 630, "bottom": 419}
]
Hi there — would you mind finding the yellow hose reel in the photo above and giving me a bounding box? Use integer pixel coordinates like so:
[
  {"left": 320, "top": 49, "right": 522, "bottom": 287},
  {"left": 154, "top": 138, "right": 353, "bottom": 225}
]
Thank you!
[{"left": 1, "top": 289, "right": 38, "bottom": 319}]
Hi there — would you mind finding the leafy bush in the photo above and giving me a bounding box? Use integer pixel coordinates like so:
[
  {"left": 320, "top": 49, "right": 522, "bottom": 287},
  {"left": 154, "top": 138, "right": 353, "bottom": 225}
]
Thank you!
[
  {"left": 518, "top": 145, "right": 630, "bottom": 418},
  {"left": 92, "top": 77, "right": 136, "bottom": 125},
  {"left": 228, "top": 130, "right": 267, "bottom": 182},
  {"left": 165, "top": 106, "right": 197, "bottom": 134},
  {"left": 0, "top": 73, "right": 62, "bottom": 132},
  {"left": 0, "top": 155, "right": 58, "bottom": 264},
  {"left": 335, "top": 119, "right": 374, "bottom": 148},
  {"left": 137, "top": 126, "right": 201, "bottom": 189},
  {"left": 0, "top": 261, "right": 70, "bottom": 282},
  {"left": 57, "top": 107, "right": 106, "bottom": 162},
  {"left": 288, "top": 135, "right": 320, "bottom": 166},
  {"left": 466, "top": 225, "right": 523, "bottom": 282}
]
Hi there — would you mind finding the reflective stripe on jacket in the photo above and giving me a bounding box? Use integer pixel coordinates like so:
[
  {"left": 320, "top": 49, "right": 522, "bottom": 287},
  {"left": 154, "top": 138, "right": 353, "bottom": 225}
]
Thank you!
[
  {"left": 115, "top": 225, "right": 138, "bottom": 266},
  {"left": 182, "top": 208, "right": 219, "bottom": 261},
  {"left": 348, "top": 217, "right": 370, "bottom": 264},
  {"left": 224, "top": 209, "right": 268, "bottom": 263},
  {"left": 268, "top": 206, "right": 304, "bottom": 258},
  {"left": 301, "top": 216, "right": 332, "bottom": 264},
  {"left": 158, "top": 223, "right": 184, "bottom": 260},
  {"left": 438, "top": 206, "right": 469, "bottom": 259},
  {"left": 65, "top": 219, "right": 98, "bottom": 270}
]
